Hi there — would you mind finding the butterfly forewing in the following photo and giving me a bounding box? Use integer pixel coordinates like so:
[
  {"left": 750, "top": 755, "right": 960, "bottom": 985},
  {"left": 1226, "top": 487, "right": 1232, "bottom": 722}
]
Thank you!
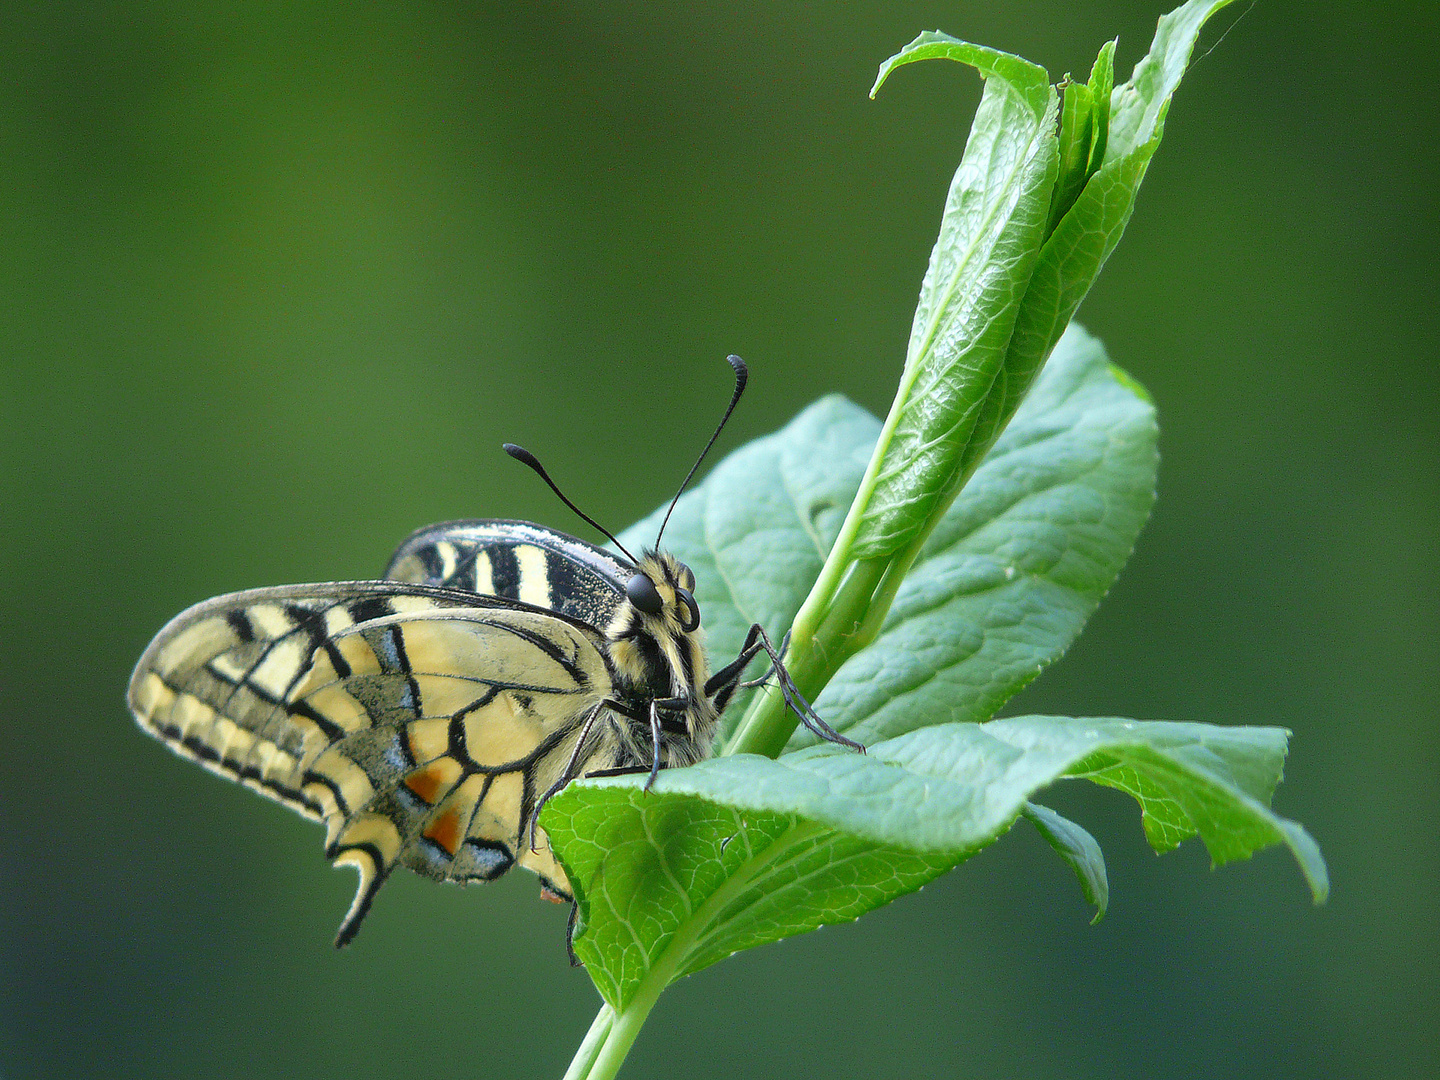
[
  {"left": 386, "top": 519, "right": 628, "bottom": 626},
  {"left": 129, "top": 580, "right": 617, "bottom": 945}
]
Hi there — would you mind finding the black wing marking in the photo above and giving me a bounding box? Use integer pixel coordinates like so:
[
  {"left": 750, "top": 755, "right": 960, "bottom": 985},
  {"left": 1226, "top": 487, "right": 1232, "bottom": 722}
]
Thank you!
[{"left": 386, "top": 519, "right": 629, "bottom": 628}]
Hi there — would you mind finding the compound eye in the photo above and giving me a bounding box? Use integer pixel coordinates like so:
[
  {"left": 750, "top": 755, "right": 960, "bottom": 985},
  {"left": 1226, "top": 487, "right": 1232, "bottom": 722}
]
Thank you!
[
  {"left": 626, "top": 572, "right": 664, "bottom": 616},
  {"left": 676, "top": 588, "right": 701, "bottom": 632}
]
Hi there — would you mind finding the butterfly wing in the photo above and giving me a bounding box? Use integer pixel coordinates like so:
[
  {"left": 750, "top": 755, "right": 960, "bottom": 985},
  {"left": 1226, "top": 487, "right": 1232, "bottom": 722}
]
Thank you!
[
  {"left": 386, "top": 518, "right": 628, "bottom": 626},
  {"left": 128, "top": 581, "right": 618, "bottom": 945}
]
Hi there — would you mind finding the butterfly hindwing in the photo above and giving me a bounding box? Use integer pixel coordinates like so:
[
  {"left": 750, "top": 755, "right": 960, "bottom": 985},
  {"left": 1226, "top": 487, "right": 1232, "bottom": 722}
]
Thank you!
[{"left": 128, "top": 581, "right": 618, "bottom": 945}]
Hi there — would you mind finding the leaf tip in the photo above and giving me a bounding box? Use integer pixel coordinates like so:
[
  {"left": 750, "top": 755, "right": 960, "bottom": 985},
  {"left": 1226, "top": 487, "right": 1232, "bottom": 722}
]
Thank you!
[
  {"left": 870, "top": 30, "right": 945, "bottom": 98},
  {"left": 1280, "top": 819, "right": 1330, "bottom": 905}
]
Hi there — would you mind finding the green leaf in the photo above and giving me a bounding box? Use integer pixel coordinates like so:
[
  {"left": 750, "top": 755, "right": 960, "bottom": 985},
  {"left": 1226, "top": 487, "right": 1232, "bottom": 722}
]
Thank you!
[
  {"left": 1049, "top": 79, "right": 1096, "bottom": 237},
  {"left": 799, "top": 324, "right": 1157, "bottom": 747},
  {"left": 870, "top": 31, "right": 1052, "bottom": 113},
  {"left": 855, "top": 34, "right": 1059, "bottom": 559},
  {"left": 955, "top": 0, "right": 1235, "bottom": 498},
  {"left": 545, "top": 717, "right": 1325, "bottom": 1010},
  {"left": 1107, "top": 0, "right": 1237, "bottom": 163},
  {"left": 1046, "top": 39, "right": 1117, "bottom": 239},
  {"left": 550, "top": 783, "right": 956, "bottom": 1012},
  {"left": 1085, "top": 39, "right": 1115, "bottom": 174},
  {"left": 1023, "top": 801, "right": 1109, "bottom": 923}
]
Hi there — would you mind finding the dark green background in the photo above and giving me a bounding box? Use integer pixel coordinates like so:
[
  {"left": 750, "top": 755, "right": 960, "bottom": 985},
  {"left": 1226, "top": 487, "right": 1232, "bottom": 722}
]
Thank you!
[{"left": 3, "top": 4, "right": 1435, "bottom": 1078}]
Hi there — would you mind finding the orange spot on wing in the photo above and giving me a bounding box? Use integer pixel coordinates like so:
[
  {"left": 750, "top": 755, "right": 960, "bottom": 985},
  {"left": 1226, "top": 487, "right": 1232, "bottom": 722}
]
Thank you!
[
  {"left": 539, "top": 884, "right": 569, "bottom": 904},
  {"left": 423, "top": 809, "right": 463, "bottom": 856},
  {"left": 404, "top": 762, "right": 451, "bottom": 805}
]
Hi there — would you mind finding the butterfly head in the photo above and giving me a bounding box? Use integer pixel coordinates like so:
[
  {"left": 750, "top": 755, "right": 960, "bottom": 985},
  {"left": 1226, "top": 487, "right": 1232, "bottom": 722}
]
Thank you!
[
  {"left": 608, "top": 551, "right": 707, "bottom": 701},
  {"left": 621, "top": 551, "right": 700, "bottom": 635}
]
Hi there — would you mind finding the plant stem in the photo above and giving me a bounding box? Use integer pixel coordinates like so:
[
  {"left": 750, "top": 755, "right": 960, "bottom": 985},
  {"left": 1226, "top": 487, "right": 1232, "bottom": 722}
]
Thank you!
[
  {"left": 562, "top": 1004, "right": 615, "bottom": 1080},
  {"left": 722, "top": 290, "right": 942, "bottom": 760},
  {"left": 581, "top": 980, "right": 665, "bottom": 1080}
]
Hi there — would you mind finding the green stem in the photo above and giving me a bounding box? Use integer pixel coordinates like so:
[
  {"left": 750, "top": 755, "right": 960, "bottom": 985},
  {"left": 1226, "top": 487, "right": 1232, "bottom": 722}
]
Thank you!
[
  {"left": 847, "top": 522, "right": 931, "bottom": 651},
  {"left": 562, "top": 1004, "right": 615, "bottom": 1080},
  {"left": 724, "top": 430, "right": 993, "bottom": 760},
  {"left": 813, "top": 556, "right": 891, "bottom": 661},
  {"left": 583, "top": 985, "right": 665, "bottom": 1080}
]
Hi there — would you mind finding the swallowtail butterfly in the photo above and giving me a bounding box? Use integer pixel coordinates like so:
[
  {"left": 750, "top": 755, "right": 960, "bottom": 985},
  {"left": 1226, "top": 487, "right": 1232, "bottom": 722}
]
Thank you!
[{"left": 128, "top": 356, "right": 858, "bottom": 952}]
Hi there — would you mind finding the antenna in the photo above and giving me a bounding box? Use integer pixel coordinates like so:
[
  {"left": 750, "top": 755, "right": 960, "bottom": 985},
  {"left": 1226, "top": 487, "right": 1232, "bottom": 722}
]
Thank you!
[
  {"left": 503, "top": 443, "right": 639, "bottom": 565},
  {"left": 655, "top": 354, "right": 747, "bottom": 548}
]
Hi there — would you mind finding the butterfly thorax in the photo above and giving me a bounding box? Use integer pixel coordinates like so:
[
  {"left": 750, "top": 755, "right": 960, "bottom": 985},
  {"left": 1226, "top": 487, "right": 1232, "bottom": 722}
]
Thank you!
[{"left": 604, "top": 551, "right": 718, "bottom": 768}]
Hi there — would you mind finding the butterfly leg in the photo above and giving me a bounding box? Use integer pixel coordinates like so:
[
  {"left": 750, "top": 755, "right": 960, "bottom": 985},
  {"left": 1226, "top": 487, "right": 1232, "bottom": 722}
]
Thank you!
[
  {"left": 724, "top": 623, "right": 864, "bottom": 753},
  {"left": 736, "top": 629, "right": 792, "bottom": 690},
  {"left": 566, "top": 902, "right": 583, "bottom": 967},
  {"left": 645, "top": 700, "right": 664, "bottom": 791},
  {"left": 582, "top": 765, "right": 650, "bottom": 778},
  {"left": 706, "top": 627, "right": 800, "bottom": 706},
  {"left": 705, "top": 624, "right": 770, "bottom": 712},
  {"left": 580, "top": 700, "right": 659, "bottom": 780}
]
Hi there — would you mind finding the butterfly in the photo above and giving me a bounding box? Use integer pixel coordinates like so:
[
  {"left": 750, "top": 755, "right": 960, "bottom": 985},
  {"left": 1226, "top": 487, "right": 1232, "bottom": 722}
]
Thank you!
[{"left": 127, "top": 356, "right": 860, "bottom": 952}]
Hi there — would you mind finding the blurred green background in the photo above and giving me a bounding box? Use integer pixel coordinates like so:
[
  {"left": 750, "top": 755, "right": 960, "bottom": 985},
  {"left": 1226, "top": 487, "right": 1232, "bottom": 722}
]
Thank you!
[{"left": 3, "top": 3, "right": 1436, "bottom": 1078}]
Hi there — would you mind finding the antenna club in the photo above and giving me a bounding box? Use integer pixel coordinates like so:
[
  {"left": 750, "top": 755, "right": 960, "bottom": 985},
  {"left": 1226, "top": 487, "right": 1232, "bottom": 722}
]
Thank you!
[{"left": 501, "top": 440, "right": 638, "bottom": 564}]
